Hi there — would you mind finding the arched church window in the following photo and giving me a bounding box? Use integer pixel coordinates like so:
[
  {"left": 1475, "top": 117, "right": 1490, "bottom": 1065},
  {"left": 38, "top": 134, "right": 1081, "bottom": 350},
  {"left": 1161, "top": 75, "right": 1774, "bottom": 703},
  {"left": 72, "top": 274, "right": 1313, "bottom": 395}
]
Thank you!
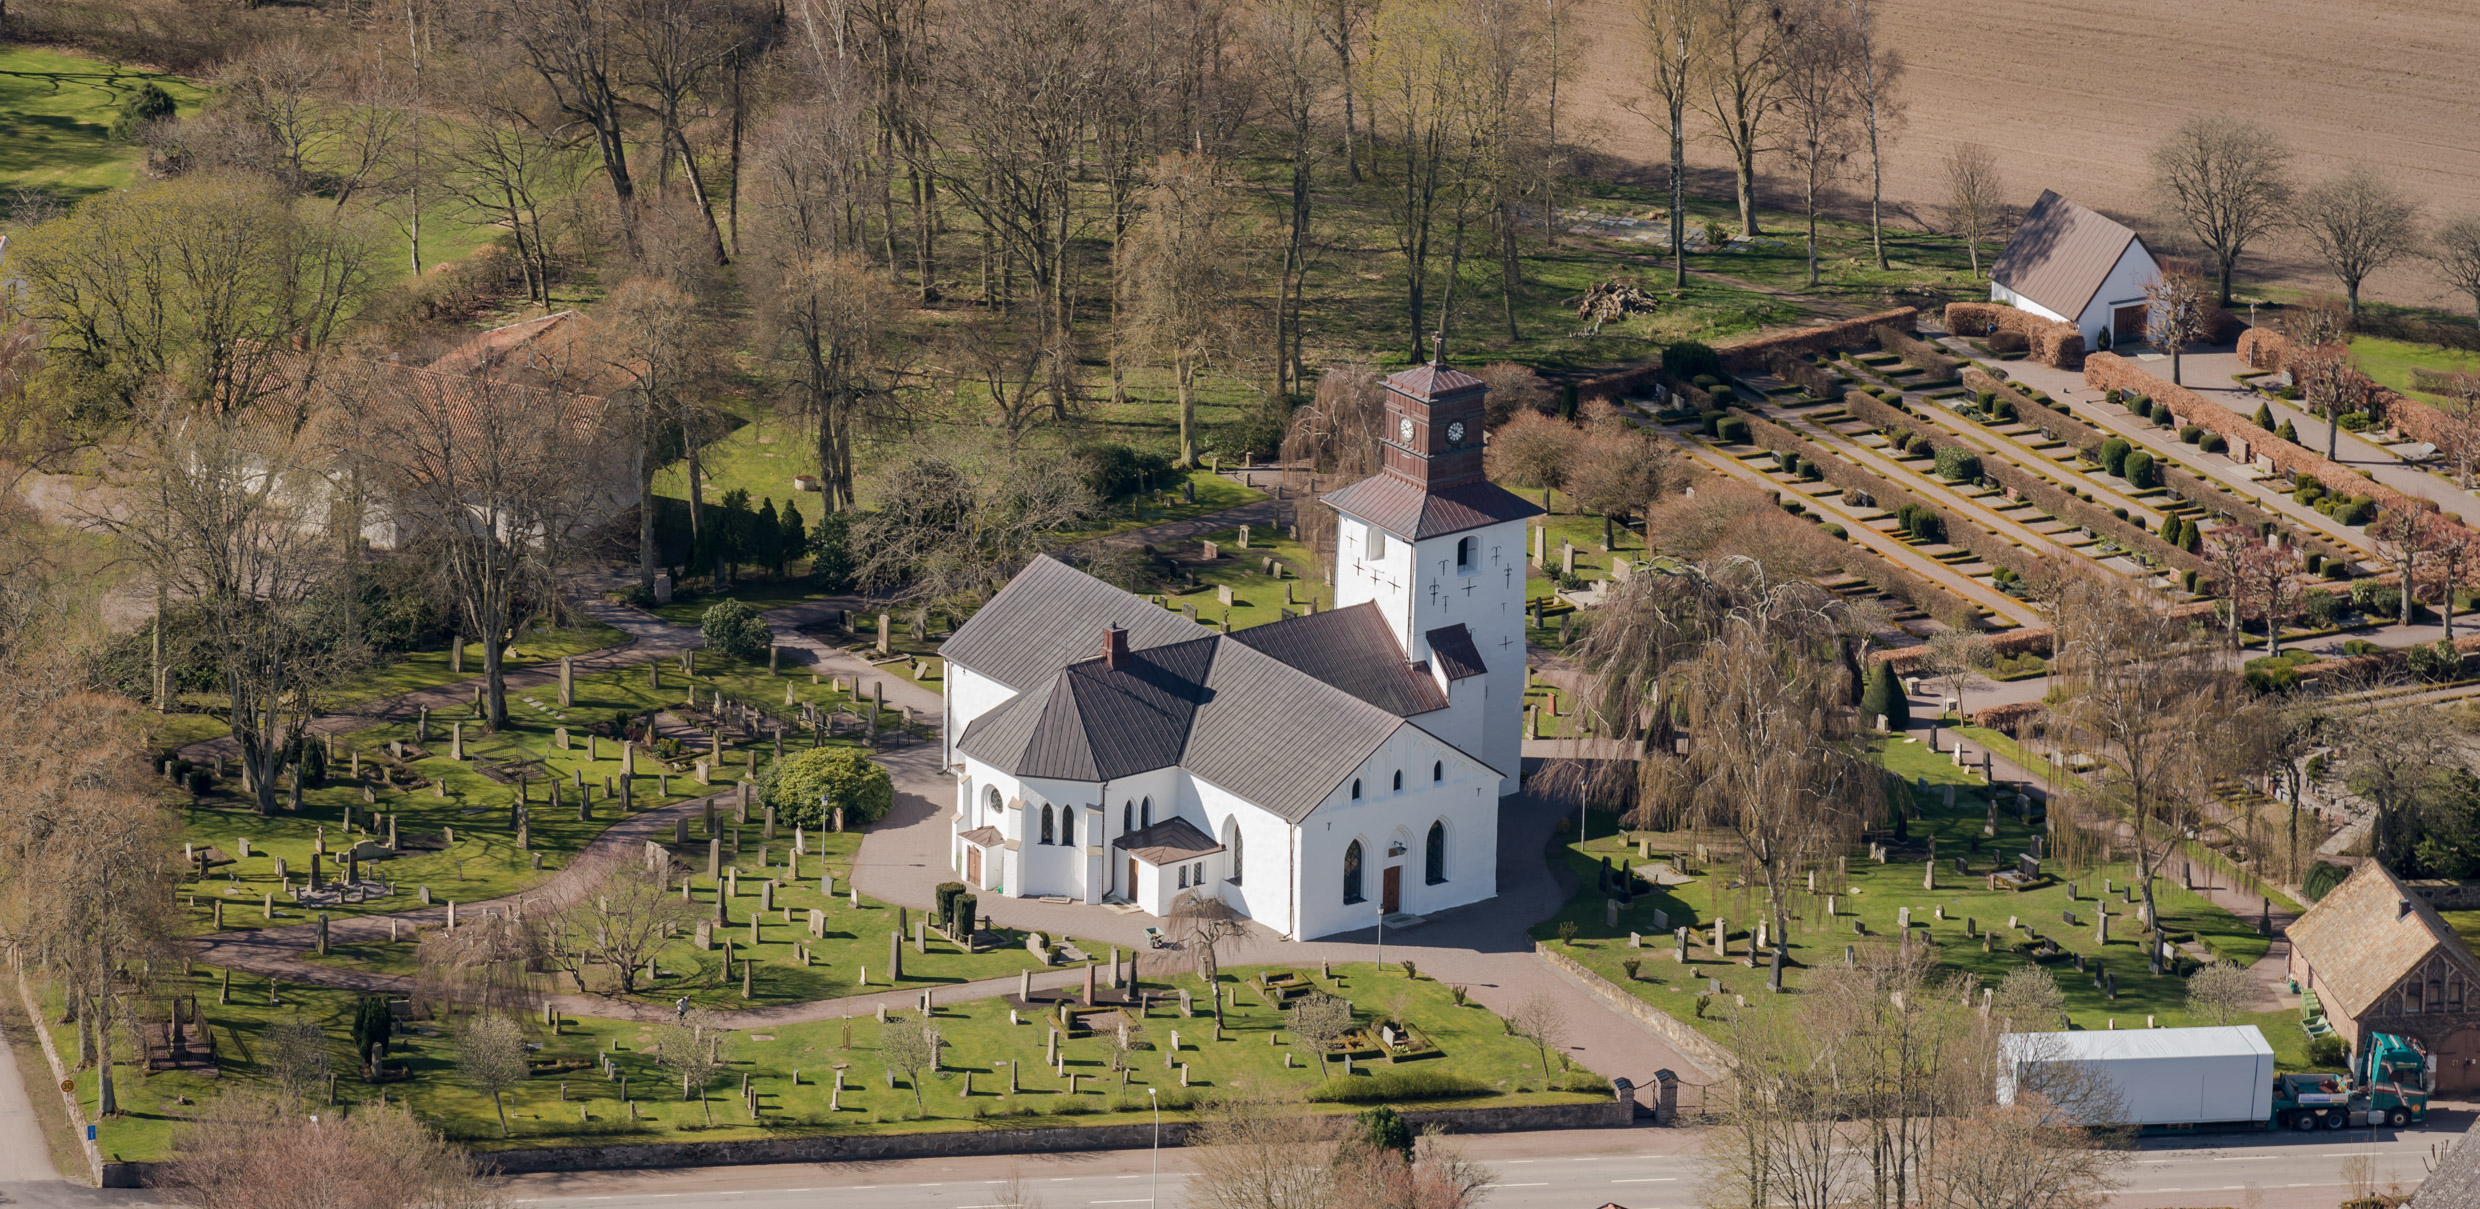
[
  {"left": 1351, "top": 779, "right": 1362, "bottom": 800},
  {"left": 1426, "top": 821, "right": 1447, "bottom": 885},
  {"left": 1343, "top": 841, "right": 1364, "bottom": 904},
  {"left": 1433, "top": 760, "right": 1443, "bottom": 782},
  {"left": 1226, "top": 822, "right": 1242, "bottom": 885},
  {"left": 1062, "top": 807, "right": 1077, "bottom": 846},
  {"left": 1392, "top": 770, "right": 1402, "bottom": 792},
  {"left": 1124, "top": 802, "right": 1133, "bottom": 832},
  {"left": 1040, "top": 805, "right": 1054, "bottom": 845},
  {"left": 1456, "top": 536, "right": 1474, "bottom": 568},
  {"left": 1141, "top": 797, "right": 1152, "bottom": 828}
]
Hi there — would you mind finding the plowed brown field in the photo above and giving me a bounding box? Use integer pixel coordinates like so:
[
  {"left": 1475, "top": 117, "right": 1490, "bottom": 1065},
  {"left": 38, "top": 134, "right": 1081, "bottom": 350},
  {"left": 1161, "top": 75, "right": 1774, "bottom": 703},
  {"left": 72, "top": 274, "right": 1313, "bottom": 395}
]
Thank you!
[{"left": 1566, "top": 0, "right": 2480, "bottom": 308}]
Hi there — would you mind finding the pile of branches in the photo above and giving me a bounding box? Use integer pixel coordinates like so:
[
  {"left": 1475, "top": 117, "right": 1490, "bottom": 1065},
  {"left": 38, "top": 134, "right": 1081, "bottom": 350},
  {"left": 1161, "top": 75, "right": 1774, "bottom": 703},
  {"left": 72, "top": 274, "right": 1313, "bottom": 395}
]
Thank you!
[{"left": 1573, "top": 280, "right": 1661, "bottom": 335}]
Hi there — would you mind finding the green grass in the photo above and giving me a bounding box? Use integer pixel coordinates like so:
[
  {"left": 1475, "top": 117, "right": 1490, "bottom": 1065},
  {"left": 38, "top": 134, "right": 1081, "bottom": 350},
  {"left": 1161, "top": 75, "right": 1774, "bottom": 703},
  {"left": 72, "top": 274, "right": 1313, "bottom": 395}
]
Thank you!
[
  {"left": 1156, "top": 527, "right": 1335, "bottom": 631},
  {"left": 2349, "top": 335, "right": 2480, "bottom": 406},
  {"left": 171, "top": 656, "right": 910, "bottom": 930},
  {"left": 147, "top": 620, "right": 631, "bottom": 753},
  {"left": 61, "top": 961, "right": 1599, "bottom": 1161},
  {"left": 0, "top": 47, "right": 206, "bottom": 210},
  {"left": 1532, "top": 760, "right": 2279, "bottom": 1052}
]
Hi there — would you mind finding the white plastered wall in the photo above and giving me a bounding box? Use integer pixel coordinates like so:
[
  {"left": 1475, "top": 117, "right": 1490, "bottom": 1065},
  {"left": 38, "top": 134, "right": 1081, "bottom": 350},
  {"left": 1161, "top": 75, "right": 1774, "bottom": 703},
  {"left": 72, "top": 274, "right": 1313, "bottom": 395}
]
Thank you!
[
  {"left": 1289, "top": 724, "right": 1500, "bottom": 940},
  {"left": 2074, "top": 242, "right": 2164, "bottom": 350}
]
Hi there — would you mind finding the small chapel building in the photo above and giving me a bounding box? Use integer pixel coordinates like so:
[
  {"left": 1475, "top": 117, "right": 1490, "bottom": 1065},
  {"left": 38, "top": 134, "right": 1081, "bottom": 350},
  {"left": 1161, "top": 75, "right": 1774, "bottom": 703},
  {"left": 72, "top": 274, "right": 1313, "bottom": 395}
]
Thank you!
[{"left": 937, "top": 358, "right": 1541, "bottom": 939}]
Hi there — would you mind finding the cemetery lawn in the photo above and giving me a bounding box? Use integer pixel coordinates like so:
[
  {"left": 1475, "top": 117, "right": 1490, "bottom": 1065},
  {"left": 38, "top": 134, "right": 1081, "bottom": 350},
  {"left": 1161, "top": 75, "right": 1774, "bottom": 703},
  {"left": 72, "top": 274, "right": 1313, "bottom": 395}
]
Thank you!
[
  {"left": 0, "top": 46, "right": 207, "bottom": 205},
  {"left": 174, "top": 659, "right": 902, "bottom": 933},
  {"left": 293, "top": 826, "right": 1069, "bottom": 1011},
  {"left": 1159, "top": 527, "right": 1335, "bottom": 631},
  {"left": 63, "top": 962, "right": 1602, "bottom": 1161},
  {"left": 1530, "top": 779, "right": 2281, "bottom": 1052},
  {"left": 2348, "top": 335, "right": 2480, "bottom": 406},
  {"left": 145, "top": 619, "right": 630, "bottom": 754},
  {"left": 643, "top": 579, "right": 847, "bottom": 628},
  {"left": 1062, "top": 469, "right": 1269, "bottom": 543}
]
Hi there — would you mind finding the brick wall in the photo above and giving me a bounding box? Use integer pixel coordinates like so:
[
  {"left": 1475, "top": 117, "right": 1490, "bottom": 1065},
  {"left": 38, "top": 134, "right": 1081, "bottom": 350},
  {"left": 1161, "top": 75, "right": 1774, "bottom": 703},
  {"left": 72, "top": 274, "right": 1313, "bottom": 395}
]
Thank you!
[{"left": 1715, "top": 307, "right": 1920, "bottom": 373}]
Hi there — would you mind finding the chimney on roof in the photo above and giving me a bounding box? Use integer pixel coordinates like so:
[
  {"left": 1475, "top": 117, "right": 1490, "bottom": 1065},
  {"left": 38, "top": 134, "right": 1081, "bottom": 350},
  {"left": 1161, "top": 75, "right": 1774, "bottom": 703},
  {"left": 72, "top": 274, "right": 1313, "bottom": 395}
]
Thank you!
[
  {"left": 1102, "top": 625, "right": 1129, "bottom": 670},
  {"left": 2400, "top": 898, "right": 2414, "bottom": 920}
]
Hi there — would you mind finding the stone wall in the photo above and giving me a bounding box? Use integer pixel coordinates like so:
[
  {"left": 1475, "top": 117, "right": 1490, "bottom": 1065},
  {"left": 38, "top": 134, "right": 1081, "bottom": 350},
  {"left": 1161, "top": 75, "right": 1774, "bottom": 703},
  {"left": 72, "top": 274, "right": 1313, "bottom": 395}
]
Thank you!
[{"left": 1534, "top": 942, "right": 1734, "bottom": 1079}]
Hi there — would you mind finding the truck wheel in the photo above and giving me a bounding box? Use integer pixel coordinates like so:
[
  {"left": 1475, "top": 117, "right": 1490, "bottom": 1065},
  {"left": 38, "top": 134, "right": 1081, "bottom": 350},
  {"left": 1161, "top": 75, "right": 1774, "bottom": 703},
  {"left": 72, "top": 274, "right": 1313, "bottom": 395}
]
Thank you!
[
  {"left": 2290, "top": 1110, "right": 2316, "bottom": 1131},
  {"left": 2389, "top": 1108, "right": 2409, "bottom": 1127},
  {"left": 2323, "top": 1110, "right": 2346, "bottom": 1130}
]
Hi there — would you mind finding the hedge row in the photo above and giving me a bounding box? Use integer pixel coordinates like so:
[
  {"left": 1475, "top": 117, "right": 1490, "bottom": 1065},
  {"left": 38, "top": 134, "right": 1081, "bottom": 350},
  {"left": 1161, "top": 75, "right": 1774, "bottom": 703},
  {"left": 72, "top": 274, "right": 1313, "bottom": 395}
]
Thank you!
[
  {"left": 1715, "top": 306, "right": 1921, "bottom": 373},
  {"left": 1945, "top": 303, "right": 2087, "bottom": 369},
  {"left": 1765, "top": 349, "right": 1844, "bottom": 399},
  {"left": 2410, "top": 367, "right": 2480, "bottom": 395},
  {"left": 1734, "top": 403, "right": 2052, "bottom": 593},
  {"left": 1874, "top": 324, "right": 1963, "bottom": 380},
  {"left": 2083, "top": 354, "right": 2463, "bottom": 546},
  {"left": 1831, "top": 388, "right": 2174, "bottom": 581},
  {"left": 2234, "top": 325, "right": 2468, "bottom": 460},
  {"left": 1872, "top": 627, "right": 2056, "bottom": 675},
  {"left": 1959, "top": 364, "right": 2345, "bottom": 569},
  {"left": 1708, "top": 426, "right": 1975, "bottom": 627}
]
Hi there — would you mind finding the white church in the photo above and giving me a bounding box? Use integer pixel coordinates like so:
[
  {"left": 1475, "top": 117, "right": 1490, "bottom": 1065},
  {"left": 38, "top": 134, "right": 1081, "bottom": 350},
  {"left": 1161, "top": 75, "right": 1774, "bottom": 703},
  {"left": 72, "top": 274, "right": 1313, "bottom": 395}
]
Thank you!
[{"left": 937, "top": 359, "right": 1540, "bottom": 939}]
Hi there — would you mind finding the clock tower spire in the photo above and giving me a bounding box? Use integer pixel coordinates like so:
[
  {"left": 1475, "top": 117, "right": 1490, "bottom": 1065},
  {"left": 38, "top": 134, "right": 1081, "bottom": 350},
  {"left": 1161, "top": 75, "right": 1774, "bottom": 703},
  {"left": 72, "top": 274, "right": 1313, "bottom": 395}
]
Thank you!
[{"left": 1376, "top": 353, "right": 1488, "bottom": 492}]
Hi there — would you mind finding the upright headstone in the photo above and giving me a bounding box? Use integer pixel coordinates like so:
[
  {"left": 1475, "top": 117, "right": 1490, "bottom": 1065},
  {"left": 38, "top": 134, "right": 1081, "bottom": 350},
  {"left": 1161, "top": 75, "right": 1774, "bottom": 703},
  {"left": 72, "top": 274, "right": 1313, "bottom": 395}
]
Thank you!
[{"left": 559, "top": 657, "right": 574, "bottom": 707}]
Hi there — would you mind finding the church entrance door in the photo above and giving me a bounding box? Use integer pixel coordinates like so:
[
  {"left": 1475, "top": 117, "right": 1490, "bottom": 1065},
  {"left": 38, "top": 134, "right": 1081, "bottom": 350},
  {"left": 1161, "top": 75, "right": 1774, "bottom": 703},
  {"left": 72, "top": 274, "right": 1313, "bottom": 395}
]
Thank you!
[
  {"left": 966, "top": 847, "right": 983, "bottom": 888},
  {"left": 1382, "top": 866, "right": 1402, "bottom": 914},
  {"left": 1128, "top": 858, "right": 1139, "bottom": 903},
  {"left": 2436, "top": 1027, "right": 2480, "bottom": 1093}
]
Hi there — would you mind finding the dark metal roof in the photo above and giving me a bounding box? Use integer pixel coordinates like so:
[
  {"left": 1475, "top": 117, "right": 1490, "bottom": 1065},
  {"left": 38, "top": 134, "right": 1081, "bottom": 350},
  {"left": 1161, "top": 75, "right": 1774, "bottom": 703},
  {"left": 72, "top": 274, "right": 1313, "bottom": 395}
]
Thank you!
[
  {"left": 1113, "top": 817, "right": 1226, "bottom": 865},
  {"left": 940, "top": 556, "right": 1211, "bottom": 691},
  {"left": 1425, "top": 624, "right": 1486, "bottom": 680},
  {"left": 1230, "top": 603, "right": 1447, "bottom": 715},
  {"left": 951, "top": 557, "right": 1477, "bottom": 822},
  {"left": 1992, "top": 190, "right": 2149, "bottom": 320},
  {"left": 955, "top": 638, "right": 1217, "bottom": 781},
  {"left": 1184, "top": 639, "right": 1406, "bottom": 823},
  {"left": 1385, "top": 362, "right": 1487, "bottom": 399},
  {"left": 1322, "top": 473, "right": 1544, "bottom": 540}
]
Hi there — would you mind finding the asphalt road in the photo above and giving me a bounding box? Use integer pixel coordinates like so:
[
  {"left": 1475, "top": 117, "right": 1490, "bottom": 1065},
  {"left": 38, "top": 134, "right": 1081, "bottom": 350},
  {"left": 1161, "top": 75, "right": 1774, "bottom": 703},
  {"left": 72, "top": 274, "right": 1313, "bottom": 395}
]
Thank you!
[{"left": 470, "top": 1121, "right": 2460, "bottom": 1209}]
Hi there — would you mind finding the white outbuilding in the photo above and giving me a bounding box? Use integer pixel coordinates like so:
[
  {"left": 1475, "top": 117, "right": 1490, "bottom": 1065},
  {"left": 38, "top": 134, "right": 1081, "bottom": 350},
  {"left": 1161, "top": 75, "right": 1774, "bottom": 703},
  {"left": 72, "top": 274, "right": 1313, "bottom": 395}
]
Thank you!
[{"left": 1989, "top": 189, "right": 2163, "bottom": 353}]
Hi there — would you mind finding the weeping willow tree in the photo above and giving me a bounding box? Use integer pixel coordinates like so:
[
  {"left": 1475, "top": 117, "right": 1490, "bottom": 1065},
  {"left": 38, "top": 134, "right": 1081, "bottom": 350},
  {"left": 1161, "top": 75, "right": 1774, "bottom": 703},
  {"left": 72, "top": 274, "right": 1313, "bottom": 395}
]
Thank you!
[{"left": 1554, "top": 557, "right": 1881, "bottom": 992}]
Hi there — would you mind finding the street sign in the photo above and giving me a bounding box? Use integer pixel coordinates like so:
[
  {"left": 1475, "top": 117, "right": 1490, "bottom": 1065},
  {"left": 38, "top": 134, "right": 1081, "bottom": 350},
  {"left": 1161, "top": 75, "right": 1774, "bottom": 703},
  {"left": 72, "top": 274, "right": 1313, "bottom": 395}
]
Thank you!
[{"left": 84, "top": 1125, "right": 94, "bottom": 1142}]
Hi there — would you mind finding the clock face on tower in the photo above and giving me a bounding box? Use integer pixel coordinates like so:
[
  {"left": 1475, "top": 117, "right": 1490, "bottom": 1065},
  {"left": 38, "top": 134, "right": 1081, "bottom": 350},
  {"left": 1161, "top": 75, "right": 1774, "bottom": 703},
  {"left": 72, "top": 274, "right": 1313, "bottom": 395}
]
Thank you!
[
  {"left": 1398, "top": 416, "right": 1415, "bottom": 443},
  {"left": 1446, "top": 420, "right": 1465, "bottom": 445}
]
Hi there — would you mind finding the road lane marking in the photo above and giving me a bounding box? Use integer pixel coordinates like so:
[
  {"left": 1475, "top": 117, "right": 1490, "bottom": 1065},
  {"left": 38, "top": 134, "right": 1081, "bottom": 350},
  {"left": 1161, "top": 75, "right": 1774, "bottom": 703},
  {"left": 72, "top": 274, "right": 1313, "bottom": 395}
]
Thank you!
[
  {"left": 1611, "top": 1178, "right": 1677, "bottom": 1183},
  {"left": 1499, "top": 1183, "right": 1549, "bottom": 1187},
  {"left": 1092, "top": 1200, "right": 1153, "bottom": 1204}
]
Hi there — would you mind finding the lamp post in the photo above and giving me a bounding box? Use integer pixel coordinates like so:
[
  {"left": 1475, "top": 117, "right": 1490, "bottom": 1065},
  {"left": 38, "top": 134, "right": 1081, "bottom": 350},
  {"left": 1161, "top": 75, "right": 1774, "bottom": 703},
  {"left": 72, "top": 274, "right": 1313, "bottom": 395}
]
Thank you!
[{"left": 1148, "top": 1087, "right": 1161, "bottom": 1209}]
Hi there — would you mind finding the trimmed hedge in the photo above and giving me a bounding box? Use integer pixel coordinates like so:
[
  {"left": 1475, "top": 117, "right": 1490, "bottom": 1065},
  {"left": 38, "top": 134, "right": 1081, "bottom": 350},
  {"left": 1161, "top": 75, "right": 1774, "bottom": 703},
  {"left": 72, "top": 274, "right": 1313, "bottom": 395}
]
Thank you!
[
  {"left": 1946, "top": 302, "right": 2087, "bottom": 369},
  {"left": 1306, "top": 1070, "right": 1494, "bottom": 1104},
  {"left": 1875, "top": 324, "right": 1963, "bottom": 380},
  {"left": 1716, "top": 306, "right": 1922, "bottom": 373}
]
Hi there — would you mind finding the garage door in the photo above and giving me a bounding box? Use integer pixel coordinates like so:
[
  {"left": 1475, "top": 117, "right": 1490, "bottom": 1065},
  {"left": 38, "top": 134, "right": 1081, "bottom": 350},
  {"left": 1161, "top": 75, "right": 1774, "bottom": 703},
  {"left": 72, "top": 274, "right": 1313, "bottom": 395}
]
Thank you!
[
  {"left": 2433, "top": 1027, "right": 2480, "bottom": 1093},
  {"left": 2113, "top": 305, "right": 2148, "bottom": 341}
]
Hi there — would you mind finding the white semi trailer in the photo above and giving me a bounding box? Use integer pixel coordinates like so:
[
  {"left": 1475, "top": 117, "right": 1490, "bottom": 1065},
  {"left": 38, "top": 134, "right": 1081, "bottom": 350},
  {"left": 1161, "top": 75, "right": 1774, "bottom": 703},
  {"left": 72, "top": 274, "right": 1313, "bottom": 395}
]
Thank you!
[{"left": 1999, "top": 1025, "right": 2276, "bottom": 1131}]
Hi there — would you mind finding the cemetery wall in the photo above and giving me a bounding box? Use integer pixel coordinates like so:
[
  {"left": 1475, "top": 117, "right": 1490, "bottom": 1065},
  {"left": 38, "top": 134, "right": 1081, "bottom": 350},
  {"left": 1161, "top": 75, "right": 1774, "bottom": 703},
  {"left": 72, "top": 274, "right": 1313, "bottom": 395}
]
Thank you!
[
  {"left": 1944, "top": 303, "right": 2087, "bottom": 369},
  {"left": 13, "top": 972, "right": 105, "bottom": 1185},
  {"left": 1534, "top": 943, "right": 1732, "bottom": 1079},
  {"left": 427, "top": 1098, "right": 1631, "bottom": 1176},
  {"left": 1716, "top": 307, "right": 1919, "bottom": 374}
]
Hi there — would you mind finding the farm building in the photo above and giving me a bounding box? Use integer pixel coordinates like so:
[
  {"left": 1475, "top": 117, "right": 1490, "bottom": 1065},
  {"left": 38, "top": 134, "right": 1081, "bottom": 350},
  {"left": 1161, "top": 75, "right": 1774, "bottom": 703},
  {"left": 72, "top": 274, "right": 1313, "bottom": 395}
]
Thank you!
[
  {"left": 2285, "top": 861, "right": 2480, "bottom": 1092},
  {"left": 1988, "top": 190, "right": 2162, "bottom": 352}
]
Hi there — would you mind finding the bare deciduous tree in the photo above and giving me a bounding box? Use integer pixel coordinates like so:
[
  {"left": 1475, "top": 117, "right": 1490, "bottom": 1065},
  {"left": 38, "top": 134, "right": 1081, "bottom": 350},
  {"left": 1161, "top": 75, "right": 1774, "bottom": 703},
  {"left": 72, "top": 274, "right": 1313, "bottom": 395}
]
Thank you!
[
  {"left": 545, "top": 861, "right": 697, "bottom": 994},
  {"left": 2142, "top": 267, "right": 2213, "bottom": 385},
  {"left": 2294, "top": 165, "right": 2423, "bottom": 319},
  {"left": 2050, "top": 579, "right": 2233, "bottom": 974},
  {"left": 2151, "top": 114, "right": 2292, "bottom": 306},
  {"left": 1123, "top": 152, "right": 1251, "bottom": 467},
  {"left": 2186, "top": 960, "right": 2256, "bottom": 1025},
  {"left": 652, "top": 1010, "right": 729, "bottom": 1124},
  {"left": 458, "top": 1013, "right": 530, "bottom": 1138},
  {"left": 1631, "top": 0, "right": 1707, "bottom": 290},
  {"left": 2369, "top": 507, "right": 2427, "bottom": 630},
  {"left": 1774, "top": 2, "right": 1861, "bottom": 288},
  {"left": 2434, "top": 210, "right": 2480, "bottom": 322},
  {"left": 1504, "top": 991, "right": 1568, "bottom": 1082},
  {"left": 1943, "top": 143, "right": 2004, "bottom": 278},
  {"left": 1184, "top": 1087, "right": 1341, "bottom": 1209},
  {"left": 878, "top": 1015, "right": 941, "bottom": 1113},
  {"left": 1289, "top": 991, "right": 1354, "bottom": 1072},
  {"left": 1923, "top": 1095, "right": 2124, "bottom": 1209},
  {"left": 1699, "top": 0, "right": 1798, "bottom": 238},
  {"left": 164, "top": 1092, "right": 514, "bottom": 1209},
  {"left": 1842, "top": 0, "right": 1903, "bottom": 271}
]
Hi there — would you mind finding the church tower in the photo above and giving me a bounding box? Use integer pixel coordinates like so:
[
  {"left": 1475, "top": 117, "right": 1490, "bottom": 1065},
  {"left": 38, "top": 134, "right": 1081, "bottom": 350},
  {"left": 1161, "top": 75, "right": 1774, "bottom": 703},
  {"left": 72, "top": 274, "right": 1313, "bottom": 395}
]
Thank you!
[{"left": 1322, "top": 355, "right": 1542, "bottom": 795}]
